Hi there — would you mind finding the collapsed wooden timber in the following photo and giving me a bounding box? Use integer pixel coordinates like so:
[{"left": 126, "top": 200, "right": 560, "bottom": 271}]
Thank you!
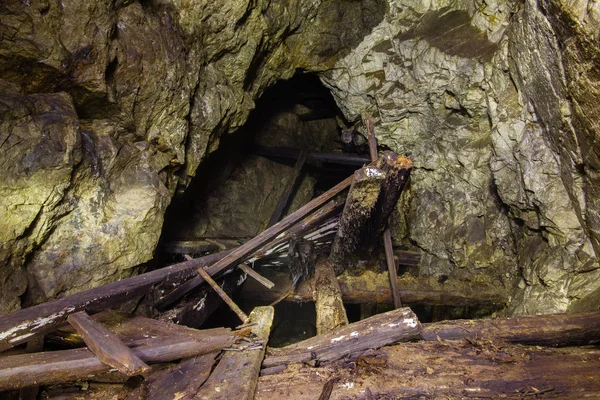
[
  {"left": 252, "top": 145, "right": 371, "bottom": 166},
  {"left": 312, "top": 259, "right": 348, "bottom": 335},
  {"left": 240, "top": 269, "right": 507, "bottom": 309}
]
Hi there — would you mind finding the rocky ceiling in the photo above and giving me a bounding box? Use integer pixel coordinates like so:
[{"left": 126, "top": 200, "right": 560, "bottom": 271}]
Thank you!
[{"left": 1, "top": 0, "right": 599, "bottom": 316}]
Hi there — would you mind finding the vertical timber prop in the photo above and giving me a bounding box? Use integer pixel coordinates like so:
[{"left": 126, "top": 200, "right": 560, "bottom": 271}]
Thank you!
[
  {"left": 195, "top": 307, "right": 274, "bottom": 400},
  {"left": 328, "top": 166, "right": 386, "bottom": 274},
  {"left": 313, "top": 259, "right": 349, "bottom": 335}
]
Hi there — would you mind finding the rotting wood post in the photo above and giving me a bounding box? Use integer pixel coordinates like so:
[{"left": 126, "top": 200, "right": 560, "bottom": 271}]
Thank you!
[
  {"left": 313, "top": 258, "right": 349, "bottom": 335},
  {"left": 329, "top": 166, "right": 386, "bottom": 274},
  {"left": 267, "top": 150, "right": 307, "bottom": 227},
  {"left": 196, "top": 306, "right": 274, "bottom": 400},
  {"left": 67, "top": 311, "right": 151, "bottom": 377}
]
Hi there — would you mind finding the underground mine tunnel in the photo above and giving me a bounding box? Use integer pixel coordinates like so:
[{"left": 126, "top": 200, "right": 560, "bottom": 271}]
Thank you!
[{"left": 1, "top": 0, "right": 600, "bottom": 398}]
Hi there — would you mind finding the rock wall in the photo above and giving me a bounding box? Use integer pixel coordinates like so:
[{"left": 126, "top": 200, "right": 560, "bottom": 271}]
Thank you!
[
  {"left": 320, "top": 0, "right": 600, "bottom": 314},
  {"left": 1, "top": 0, "right": 599, "bottom": 315}
]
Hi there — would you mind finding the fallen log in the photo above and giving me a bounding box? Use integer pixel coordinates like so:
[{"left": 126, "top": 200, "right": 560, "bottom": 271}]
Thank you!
[
  {"left": 0, "top": 327, "right": 234, "bottom": 390},
  {"left": 329, "top": 166, "right": 386, "bottom": 274},
  {"left": 0, "top": 250, "right": 232, "bottom": 352},
  {"left": 256, "top": 340, "right": 600, "bottom": 399},
  {"left": 262, "top": 307, "right": 421, "bottom": 368},
  {"left": 422, "top": 310, "right": 600, "bottom": 346},
  {"left": 240, "top": 270, "right": 506, "bottom": 309},
  {"left": 313, "top": 259, "right": 348, "bottom": 335},
  {"left": 67, "top": 311, "right": 150, "bottom": 377},
  {"left": 196, "top": 307, "right": 274, "bottom": 400}
]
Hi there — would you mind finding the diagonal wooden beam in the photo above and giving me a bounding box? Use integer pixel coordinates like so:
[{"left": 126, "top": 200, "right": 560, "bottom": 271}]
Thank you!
[{"left": 267, "top": 150, "right": 307, "bottom": 227}]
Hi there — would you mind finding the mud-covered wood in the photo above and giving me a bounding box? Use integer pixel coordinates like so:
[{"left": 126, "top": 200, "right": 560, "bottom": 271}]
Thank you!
[
  {"left": 329, "top": 167, "right": 386, "bottom": 274},
  {"left": 67, "top": 311, "right": 151, "bottom": 377},
  {"left": 0, "top": 250, "right": 232, "bottom": 352},
  {"left": 0, "top": 327, "right": 234, "bottom": 390},
  {"left": 195, "top": 307, "right": 274, "bottom": 400},
  {"left": 262, "top": 307, "right": 420, "bottom": 368},
  {"left": 422, "top": 310, "right": 600, "bottom": 346},
  {"left": 240, "top": 269, "right": 506, "bottom": 309},
  {"left": 125, "top": 352, "right": 218, "bottom": 400},
  {"left": 256, "top": 340, "right": 600, "bottom": 399},
  {"left": 166, "top": 175, "right": 353, "bottom": 302},
  {"left": 267, "top": 150, "right": 307, "bottom": 227},
  {"left": 313, "top": 259, "right": 348, "bottom": 335}
]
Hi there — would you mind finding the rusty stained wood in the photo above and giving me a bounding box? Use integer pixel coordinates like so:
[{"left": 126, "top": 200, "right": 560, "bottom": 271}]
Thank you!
[
  {"left": 313, "top": 259, "right": 348, "bottom": 335},
  {"left": 256, "top": 339, "right": 600, "bottom": 399},
  {"left": 0, "top": 325, "right": 234, "bottom": 391},
  {"left": 195, "top": 306, "right": 274, "bottom": 400},
  {"left": 0, "top": 249, "right": 232, "bottom": 352},
  {"left": 67, "top": 311, "right": 151, "bottom": 377},
  {"left": 329, "top": 166, "right": 386, "bottom": 274},
  {"left": 262, "top": 307, "right": 421, "bottom": 368}
]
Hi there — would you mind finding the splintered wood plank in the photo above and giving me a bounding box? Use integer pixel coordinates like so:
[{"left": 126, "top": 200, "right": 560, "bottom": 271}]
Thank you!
[
  {"left": 125, "top": 352, "right": 219, "bottom": 400},
  {"left": 0, "top": 250, "right": 232, "bottom": 352},
  {"left": 67, "top": 311, "right": 151, "bottom": 377},
  {"left": 262, "top": 307, "right": 421, "bottom": 368},
  {"left": 329, "top": 166, "right": 386, "bottom": 274},
  {"left": 195, "top": 307, "right": 274, "bottom": 400},
  {"left": 0, "top": 328, "right": 234, "bottom": 390},
  {"left": 313, "top": 259, "right": 348, "bottom": 335},
  {"left": 167, "top": 175, "right": 354, "bottom": 302},
  {"left": 267, "top": 150, "right": 307, "bottom": 227}
]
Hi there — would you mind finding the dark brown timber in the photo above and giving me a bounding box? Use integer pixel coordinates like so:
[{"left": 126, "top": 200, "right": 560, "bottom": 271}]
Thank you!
[
  {"left": 239, "top": 264, "right": 275, "bottom": 289},
  {"left": 252, "top": 145, "right": 371, "bottom": 166},
  {"left": 0, "top": 327, "right": 234, "bottom": 390},
  {"left": 195, "top": 265, "right": 249, "bottom": 323},
  {"left": 163, "top": 175, "right": 354, "bottom": 303},
  {"left": 262, "top": 307, "right": 420, "bottom": 368},
  {"left": 0, "top": 250, "right": 232, "bottom": 352},
  {"left": 267, "top": 150, "right": 307, "bottom": 227},
  {"left": 196, "top": 307, "right": 274, "bottom": 400},
  {"left": 67, "top": 311, "right": 151, "bottom": 377},
  {"left": 329, "top": 167, "right": 386, "bottom": 274},
  {"left": 313, "top": 259, "right": 348, "bottom": 335}
]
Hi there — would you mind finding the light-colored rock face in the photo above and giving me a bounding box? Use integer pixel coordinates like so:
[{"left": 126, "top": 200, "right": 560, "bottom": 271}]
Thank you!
[{"left": 1, "top": 0, "right": 599, "bottom": 315}]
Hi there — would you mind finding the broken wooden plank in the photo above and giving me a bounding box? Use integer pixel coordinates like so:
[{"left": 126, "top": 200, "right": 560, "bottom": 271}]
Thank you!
[
  {"left": 267, "top": 150, "right": 307, "bottom": 227},
  {"left": 195, "top": 265, "right": 248, "bottom": 323},
  {"left": 383, "top": 230, "right": 402, "bottom": 308},
  {"left": 17, "top": 335, "right": 44, "bottom": 400},
  {"left": 67, "top": 311, "right": 151, "bottom": 377},
  {"left": 125, "top": 352, "right": 219, "bottom": 400},
  {"left": 0, "top": 327, "right": 234, "bottom": 390},
  {"left": 422, "top": 310, "right": 600, "bottom": 346},
  {"left": 240, "top": 269, "right": 506, "bottom": 309},
  {"left": 252, "top": 145, "right": 371, "bottom": 166},
  {"left": 263, "top": 307, "right": 420, "bottom": 368},
  {"left": 195, "top": 307, "right": 274, "bottom": 400},
  {"left": 0, "top": 250, "right": 232, "bottom": 352},
  {"left": 239, "top": 264, "right": 275, "bottom": 289},
  {"left": 256, "top": 340, "right": 600, "bottom": 399},
  {"left": 164, "top": 174, "right": 354, "bottom": 303},
  {"left": 329, "top": 166, "right": 386, "bottom": 274},
  {"left": 313, "top": 259, "right": 348, "bottom": 335}
]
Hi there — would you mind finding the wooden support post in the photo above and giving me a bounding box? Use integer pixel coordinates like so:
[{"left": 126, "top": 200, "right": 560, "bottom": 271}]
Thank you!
[
  {"left": 329, "top": 166, "right": 386, "bottom": 274},
  {"left": 162, "top": 175, "right": 353, "bottom": 304},
  {"left": 262, "top": 307, "right": 420, "bottom": 368},
  {"left": 267, "top": 150, "right": 307, "bottom": 227},
  {"left": 196, "top": 307, "right": 274, "bottom": 400},
  {"left": 0, "top": 327, "right": 234, "bottom": 390},
  {"left": 0, "top": 250, "right": 232, "bottom": 352},
  {"left": 195, "top": 266, "right": 249, "bottom": 323},
  {"left": 313, "top": 259, "right": 348, "bottom": 335},
  {"left": 67, "top": 311, "right": 151, "bottom": 377}
]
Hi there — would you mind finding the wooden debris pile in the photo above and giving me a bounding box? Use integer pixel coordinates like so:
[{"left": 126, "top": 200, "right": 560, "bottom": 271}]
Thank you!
[{"left": 1, "top": 116, "right": 599, "bottom": 398}]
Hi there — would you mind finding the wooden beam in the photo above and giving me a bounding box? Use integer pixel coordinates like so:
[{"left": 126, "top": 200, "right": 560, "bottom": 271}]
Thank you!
[
  {"left": 239, "top": 264, "right": 275, "bottom": 289},
  {"left": 195, "top": 266, "right": 248, "bottom": 323},
  {"left": 329, "top": 166, "right": 386, "bottom": 274},
  {"left": 0, "top": 250, "right": 232, "bottom": 352},
  {"left": 252, "top": 145, "right": 371, "bottom": 166},
  {"left": 383, "top": 230, "right": 402, "bottom": 308},
  {"left": 239, "top": 269, "right": 507, "bottom": 309},
  {"left": 162, "top": 175, "right": 354, "bottom": 303},
  {"left": 67, "top": 311, "right": 151, "bottom": 377},
  {"left": 267, "top": 150, "right": 307, "bottom": 227},
  {"left": 0, "top": 327, "right": 234, "bottom": 390},
  {"left": 313, "top": 259, "right": 348, "bottom": 335},
  {"left": 262, "top": 307, "right": 420, "bottom": 368},
  {"left": 422, "top": 310, "right": 600, "bottom": 347},
  {"left": 195, "top": 307, "right": 274, "bottom": 400},
  {"left": 160, "top": 240, "right": 220, "bottom": 254}
]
